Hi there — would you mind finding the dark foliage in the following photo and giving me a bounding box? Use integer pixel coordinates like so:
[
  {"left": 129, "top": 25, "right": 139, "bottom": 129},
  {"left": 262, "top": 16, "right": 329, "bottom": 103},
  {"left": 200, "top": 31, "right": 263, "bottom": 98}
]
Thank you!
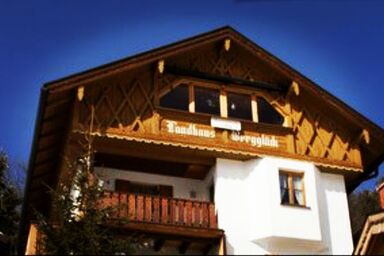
[
  {"left": 0, "top": 151, "right": 22, "bottom": 255},
  {"left": 348, "top": 189, "right": 380, "bottom": 243},
  {"left": 35, "top": 152, "right": 137, "bottom": 255}
]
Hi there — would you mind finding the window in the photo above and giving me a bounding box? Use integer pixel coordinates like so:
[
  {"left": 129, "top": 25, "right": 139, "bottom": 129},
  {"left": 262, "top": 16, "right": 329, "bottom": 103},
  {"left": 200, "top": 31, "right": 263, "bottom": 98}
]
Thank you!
[
  {"left": 115, "top": 179, "right": 173, "bottom": 197},
  {"left": 158, "top": 82, "right": 285, "bottom": 127},
  {"left": 279, "top": 171, "right": 305, "bottom": 206},
  {"left": 227, "top": 93, "right": 252, "bottom": 121},
  {"left": 160, "top": 84, "right": 189, "bottom": 111},
  {"left": 257, "top": 97, "right": 284, "bottom": 125},
  {"left": 195, "top": 87, "right": 220, "bottom": 116}
]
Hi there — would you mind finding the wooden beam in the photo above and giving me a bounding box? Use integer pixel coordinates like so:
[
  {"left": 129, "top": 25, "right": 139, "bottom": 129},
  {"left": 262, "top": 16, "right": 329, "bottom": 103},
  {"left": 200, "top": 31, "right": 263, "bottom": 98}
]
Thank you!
[
  {"left": 251, "top": 94, "right": 258, "bottom": 122},
  {"left": 224, "top": 39, "right": 231, "bottom": 51},
  {"left": 166, "top": 66, "right": 287, "bottom": 92},
  {"left": 179, "top": 241, "right": 190, "bottom": 254},
  {"left": 92, "top": 136, "right": 215, "bottom": 166},
  {"left": 25, "top": 223, "right": 38, "bottom": 255},
  {"left": 108, "top": 221, "right": 224, "bottom": 239},
  {"left": 189, "top": 84, "right": 195, "bottom": 113},
  {"left": 286, "top": 80, "right": 300, "bottom": 98},
  {"left": 220, "top": 90, "right": 228, "bottom": 118}
]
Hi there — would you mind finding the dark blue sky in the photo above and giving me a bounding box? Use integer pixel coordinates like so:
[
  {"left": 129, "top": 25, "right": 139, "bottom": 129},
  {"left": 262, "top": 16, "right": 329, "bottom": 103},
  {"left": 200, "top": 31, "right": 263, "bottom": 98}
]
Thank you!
[{"left": 1, "top": 0, "right": 383, "bottom": 191}]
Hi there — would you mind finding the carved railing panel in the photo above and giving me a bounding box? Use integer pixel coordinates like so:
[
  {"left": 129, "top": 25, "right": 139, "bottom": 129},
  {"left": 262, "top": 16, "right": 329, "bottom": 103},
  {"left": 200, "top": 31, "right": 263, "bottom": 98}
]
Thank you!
[{"left": 100, "top": 191, "right": 218, "bottom": 229}]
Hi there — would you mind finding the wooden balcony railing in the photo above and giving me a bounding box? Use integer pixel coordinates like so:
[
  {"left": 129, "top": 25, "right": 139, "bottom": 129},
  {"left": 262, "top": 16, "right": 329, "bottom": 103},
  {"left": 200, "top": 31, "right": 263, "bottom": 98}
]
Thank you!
[{"left": 100, "top": 192, "right": 217, "bottom": 229}]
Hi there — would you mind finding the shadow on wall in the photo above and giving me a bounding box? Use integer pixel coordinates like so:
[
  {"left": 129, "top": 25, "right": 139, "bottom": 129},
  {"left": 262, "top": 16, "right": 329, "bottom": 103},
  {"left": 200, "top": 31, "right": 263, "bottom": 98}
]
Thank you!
[
  {"left": 215, "top": 159, "right": 259, "bottom": 181},
  {"left": 315, "top": 172, "right": 349, "bottom": 254},
  {"left": 225, "top": 239, "right": 235, "bottom": 255}
]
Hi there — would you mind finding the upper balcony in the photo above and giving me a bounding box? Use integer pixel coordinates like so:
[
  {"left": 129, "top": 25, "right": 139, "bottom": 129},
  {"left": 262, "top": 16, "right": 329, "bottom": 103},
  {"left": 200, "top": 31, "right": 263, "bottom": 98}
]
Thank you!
[
  {"left": 100, "top": 191, "right": 218, "bottom": 231},
  {"left": 97, "top": 191, "right": 223, "bottom": 254}
]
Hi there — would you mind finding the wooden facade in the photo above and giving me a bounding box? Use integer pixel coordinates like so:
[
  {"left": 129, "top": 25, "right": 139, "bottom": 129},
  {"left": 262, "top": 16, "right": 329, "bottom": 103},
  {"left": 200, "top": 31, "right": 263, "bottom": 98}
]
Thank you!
[{"left": 21, "top": 26, "right": 384, "bottom": 254}]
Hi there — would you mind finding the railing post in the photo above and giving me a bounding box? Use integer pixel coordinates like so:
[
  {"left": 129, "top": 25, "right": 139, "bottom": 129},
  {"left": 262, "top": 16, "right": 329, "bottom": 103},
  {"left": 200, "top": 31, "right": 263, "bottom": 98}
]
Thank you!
[
  {"left": 208, "top": 203, "right": 217, "bottom": 228},
  {"left": 137, "top": 195, "right": 144, "bottom": 221},
  {"left": 178, "top": 200, "right": 184, "bottom": 225},
  {"left": 153, "top": 196, "right": 160, "bottom": 223},
  {"left": 119, "top": 193, "right": 128, "bottom": 218},
  {"left": 202, "top": 203, "right": 209, "bottom": 228},
  {"left": 170, "top": 199, "right": 177, "bottom": 224},
  {"left": 145, "top": 195, "right": 152, "bottom": 222},
  {"left": 111, "top": 192, "right": 119, "bottom": 218},
  {"left": 185, "top": 201, "right": 192, "bottom": 226},
  {"left": 161, "top": 197, "right": 168, "bottom": 224},
  {"left": 193, "top": 202, "right": 201, "bottom": 227},
  {"left": 128, "top": 194, "right": 136, "bottom": 221}
]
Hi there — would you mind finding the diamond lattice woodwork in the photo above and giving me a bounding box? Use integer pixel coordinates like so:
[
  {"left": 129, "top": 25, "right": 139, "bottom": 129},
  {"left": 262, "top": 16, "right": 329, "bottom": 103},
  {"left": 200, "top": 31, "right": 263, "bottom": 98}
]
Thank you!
[{"left": 73, "top": 41, "right": 362, "bottom": 169}]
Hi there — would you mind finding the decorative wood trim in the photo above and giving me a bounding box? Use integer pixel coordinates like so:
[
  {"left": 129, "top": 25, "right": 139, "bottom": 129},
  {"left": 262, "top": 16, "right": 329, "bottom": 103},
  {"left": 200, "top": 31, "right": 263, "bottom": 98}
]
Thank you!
[
  {"left": 25, "top": 223, "right": 38, "bottom": 255},
  {"left": 154, "top": 69, "right": 160, "bottom": 107},
  {"left": 251, "top": 94, "right": 258, "bottom": 123},
  {"left": 224, "top": 38, "right": 231, "bottom": 52},
  {"left": 189, "top": 84, "right": 195, "bottom": 113},
  {"left": 220, "top": 90, "right": 228, "bottom": 118}
]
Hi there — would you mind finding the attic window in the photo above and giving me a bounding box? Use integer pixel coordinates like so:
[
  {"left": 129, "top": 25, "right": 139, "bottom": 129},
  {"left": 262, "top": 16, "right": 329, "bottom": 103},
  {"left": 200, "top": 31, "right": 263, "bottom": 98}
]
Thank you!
[
  {"left": 227, "top": 93, "right": 252, "bottom": 121},
  {"left": 257, "top": 97, "right": 284, "bottom": 125},
  {"left": 195, "top": 87, "right": 220, "bottom": 116},
  {"left": 158, "top": 82, "right": 285, "bottom": 127},
  {"left": 160, "top": 84, "right": 189, "bottom": 111}
]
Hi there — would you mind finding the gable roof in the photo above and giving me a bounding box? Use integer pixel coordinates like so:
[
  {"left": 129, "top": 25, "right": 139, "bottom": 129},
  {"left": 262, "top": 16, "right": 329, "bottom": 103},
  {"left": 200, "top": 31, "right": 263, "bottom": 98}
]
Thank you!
[{"left": 44, "top": 26, "right": 382, "bottom": 131}]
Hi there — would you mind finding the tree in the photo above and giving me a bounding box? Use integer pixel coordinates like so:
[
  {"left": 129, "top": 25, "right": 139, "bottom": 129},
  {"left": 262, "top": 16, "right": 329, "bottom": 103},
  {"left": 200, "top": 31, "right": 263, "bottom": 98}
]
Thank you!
[
  {"left": 35, "top": 149, "right": 138, "bottom": 255},
  {"left": 0, "top": 151, "right": 22, "bottom": 255},
  {"left": 348, "top": 189, "right": 380, "bottom": 243}
]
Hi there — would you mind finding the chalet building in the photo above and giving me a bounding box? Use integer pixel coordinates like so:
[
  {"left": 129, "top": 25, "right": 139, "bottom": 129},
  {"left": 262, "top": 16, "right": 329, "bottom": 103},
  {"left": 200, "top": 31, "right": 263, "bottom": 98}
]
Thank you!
[{"left": 21, "top": 26, "right": 384, "bottom": 255}]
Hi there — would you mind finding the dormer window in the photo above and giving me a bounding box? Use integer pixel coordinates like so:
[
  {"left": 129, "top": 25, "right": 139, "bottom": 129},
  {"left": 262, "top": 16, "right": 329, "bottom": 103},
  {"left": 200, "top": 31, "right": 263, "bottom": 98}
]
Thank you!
[
  {"left": 257, "top": 97, "right": 284, "bottom": 125},
  {"left": 159, "top": 84, "right": 189, "bottom": 111},
  {"left": 158, "top": 82, "right": 285, "bottom": 126},
  {"left": 227, "top": 93, "right": 252, "bottom": 121},
  {"left": 195, "top": 87, "right": 220, "bottom": 116}
]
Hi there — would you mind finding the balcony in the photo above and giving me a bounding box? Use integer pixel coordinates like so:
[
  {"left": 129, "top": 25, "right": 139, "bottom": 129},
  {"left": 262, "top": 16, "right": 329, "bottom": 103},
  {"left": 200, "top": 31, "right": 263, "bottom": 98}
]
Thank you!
[{"left": 100, "top": 191, "right": 217, "bottom": 229}]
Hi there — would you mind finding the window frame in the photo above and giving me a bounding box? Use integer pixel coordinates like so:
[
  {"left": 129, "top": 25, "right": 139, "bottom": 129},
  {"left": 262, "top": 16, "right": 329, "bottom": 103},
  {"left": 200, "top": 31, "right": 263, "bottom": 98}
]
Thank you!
[
  {"left": 279, "top": 170, "right": 306, "bottom": 207},
  {"left": 156, "top": 78, "right": 287, "bottom": 126}
]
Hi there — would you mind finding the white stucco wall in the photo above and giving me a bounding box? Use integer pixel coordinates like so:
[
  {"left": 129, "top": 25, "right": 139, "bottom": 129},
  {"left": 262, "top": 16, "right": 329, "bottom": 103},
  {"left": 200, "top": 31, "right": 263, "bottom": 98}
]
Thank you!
[
  {"left": 94, "top": 167, "right": 213, "bottom": 201},
  {"left": 316, "top": 171, "right": 354, "bottom": 255},
  {"left": 94, "top": 156, "right": 353, "bottom": 255},
  {"left": 213, "top": 156, "right": 353, "bottom": 255}
]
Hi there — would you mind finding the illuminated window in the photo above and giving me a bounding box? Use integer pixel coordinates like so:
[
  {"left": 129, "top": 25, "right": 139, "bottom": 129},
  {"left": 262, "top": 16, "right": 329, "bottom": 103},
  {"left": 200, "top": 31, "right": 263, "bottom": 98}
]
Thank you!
[
  {"left": 160, "top": 84, "right": 189, "bottom": 111},
  {"left": 257, "top": 97, "right": 284, "bottom": 125},
  {"left": 279, "top": 171, "right": 305, "bottom": 206},
  {"left": 195, "top": 87, "right": 220, "bottom": 116},
  {"left": 227, "top": 93, "right": 252, "bottom": 121}
]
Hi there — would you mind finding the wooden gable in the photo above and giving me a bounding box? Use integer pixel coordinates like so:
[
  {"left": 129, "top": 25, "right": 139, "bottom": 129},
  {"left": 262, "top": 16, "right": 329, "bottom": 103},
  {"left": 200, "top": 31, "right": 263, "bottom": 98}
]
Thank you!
[{"left": 66, "top": 28, "right": 377, "bottom": 174}]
